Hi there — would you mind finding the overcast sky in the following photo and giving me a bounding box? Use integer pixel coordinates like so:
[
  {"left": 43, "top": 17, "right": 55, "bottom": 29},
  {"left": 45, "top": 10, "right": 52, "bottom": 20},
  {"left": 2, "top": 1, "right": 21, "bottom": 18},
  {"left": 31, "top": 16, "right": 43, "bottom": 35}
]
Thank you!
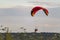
[
  {"left": 0, "top": 0, "right": 60, "bottom": 33},
  {"left": 0, "top": 0, "right": 60, "bottom": 8}
]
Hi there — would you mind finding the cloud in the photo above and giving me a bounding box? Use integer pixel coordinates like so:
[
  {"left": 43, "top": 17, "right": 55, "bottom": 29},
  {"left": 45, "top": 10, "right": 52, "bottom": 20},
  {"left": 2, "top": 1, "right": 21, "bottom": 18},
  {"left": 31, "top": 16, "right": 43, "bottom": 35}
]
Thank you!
[
  {"left": 27, "top": 1, "right": 60, "bottom": 8},
  {"left": 0, "top": 0, "right": 60, "bottom": 8}
]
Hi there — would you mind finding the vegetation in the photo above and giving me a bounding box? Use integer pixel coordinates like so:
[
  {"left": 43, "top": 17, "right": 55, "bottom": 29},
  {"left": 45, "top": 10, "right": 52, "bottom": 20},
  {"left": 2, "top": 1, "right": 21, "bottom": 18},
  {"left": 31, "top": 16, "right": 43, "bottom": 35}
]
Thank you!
[
  {"left": 0, "top": 33, "right": 60, "bottom": 40},
  {"left": 0, "top": 33, "right": 3, "bottom": 40},
  {"left": 5, "top": 33, "right": 13, "bottom": 40}
]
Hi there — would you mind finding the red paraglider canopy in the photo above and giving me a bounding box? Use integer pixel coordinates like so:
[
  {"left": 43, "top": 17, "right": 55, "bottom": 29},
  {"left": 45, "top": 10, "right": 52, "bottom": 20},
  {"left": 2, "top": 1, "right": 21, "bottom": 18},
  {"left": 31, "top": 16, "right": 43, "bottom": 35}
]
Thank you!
[{"left": 31, "top": 6, "right": 49, "bottom": 16}]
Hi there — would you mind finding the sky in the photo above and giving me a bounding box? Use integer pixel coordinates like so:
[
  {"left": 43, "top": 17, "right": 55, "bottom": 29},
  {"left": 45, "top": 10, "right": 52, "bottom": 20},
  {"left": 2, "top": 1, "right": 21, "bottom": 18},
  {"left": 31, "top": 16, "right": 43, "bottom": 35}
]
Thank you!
[
  {"left": 0, "top": 0, "right": 60, "bottom": 8},
  {"left": 0, "top": 0, "right": 60, "bottom": 33}
]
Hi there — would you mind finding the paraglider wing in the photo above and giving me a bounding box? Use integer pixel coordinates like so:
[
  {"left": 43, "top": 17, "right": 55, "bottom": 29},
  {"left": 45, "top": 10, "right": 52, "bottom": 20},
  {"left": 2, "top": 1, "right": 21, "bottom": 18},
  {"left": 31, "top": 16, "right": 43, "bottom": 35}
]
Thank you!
[
  {"left": 31, "top": 6, "right": 43, "bottom": 16},
  {"left": 43, "top": 8, "right": 49, "bottom": 16},
  {"left": 31, "top": 6, "right": 49, "bottom": 16}
]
